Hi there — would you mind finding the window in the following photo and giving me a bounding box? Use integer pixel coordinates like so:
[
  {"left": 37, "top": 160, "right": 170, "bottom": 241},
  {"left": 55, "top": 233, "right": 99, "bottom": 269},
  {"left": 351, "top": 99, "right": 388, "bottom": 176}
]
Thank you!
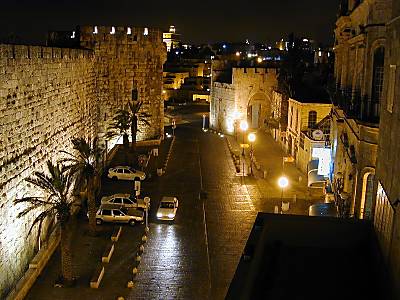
[
  {"left": 387, "top": 65, "right": 397, "bottom": 113},
  {"left": 308, "top": 111, "right": 317, "bottom": 128},
  {"left": 374, "top": 182, "right": 394, "bottom": 261},
  {"left": 372, "top": 47, "right": 385, "bottom": 117},
  {"left": 113, "top": 210, "right": 122, "bottom": 216},
  {"left": 102, "top": 210, "right": 112, "bottom": 216},
  {"left": 123, "top": 199, "right": 134, "bottom": 205},
  {"left": 113, "top": 198, "right": 122, "bottom": 204}
]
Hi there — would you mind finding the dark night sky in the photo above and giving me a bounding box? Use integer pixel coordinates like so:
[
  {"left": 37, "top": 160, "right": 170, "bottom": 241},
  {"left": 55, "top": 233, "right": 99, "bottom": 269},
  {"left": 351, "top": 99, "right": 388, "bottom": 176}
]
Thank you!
[{"left": 0, "top": 0, "right": 340, "bottom": 46}]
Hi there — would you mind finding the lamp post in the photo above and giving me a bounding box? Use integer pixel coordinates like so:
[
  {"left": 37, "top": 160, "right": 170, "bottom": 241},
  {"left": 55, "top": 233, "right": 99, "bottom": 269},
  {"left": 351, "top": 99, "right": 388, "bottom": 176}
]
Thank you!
[
  {"left": 248, "top": 132, "right": 256, "bottom": 175},
  {"left": 240, "top": 120, "right": 248, "bottom": 156},
  {"left": 278, "top": 176, "right": 289, "bottom": 202}
]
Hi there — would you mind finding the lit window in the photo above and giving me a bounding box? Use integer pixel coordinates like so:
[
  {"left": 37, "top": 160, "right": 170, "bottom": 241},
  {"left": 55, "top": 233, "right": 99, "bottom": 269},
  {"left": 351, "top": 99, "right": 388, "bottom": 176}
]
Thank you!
[
  {"left": 144, "top": 28, "right": 149, "bottom": 36},
  {"left": 110, "top": 26, "right": 115, "bottom": 34},
  {"left": 70, "top": 31, "right": 75, "bottom": 39},
  {"left": 127, "top": 27, "right": 132, "bottom": 35},
  {"left": 93, "top": 26, "right": 98, "bottom": 34}
]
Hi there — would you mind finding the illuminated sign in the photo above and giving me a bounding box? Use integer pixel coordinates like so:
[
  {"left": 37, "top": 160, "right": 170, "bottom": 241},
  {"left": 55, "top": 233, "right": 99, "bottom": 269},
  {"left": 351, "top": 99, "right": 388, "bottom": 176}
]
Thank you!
[{"left": 312, "top": 148, "right": 331, "bottom": 176}]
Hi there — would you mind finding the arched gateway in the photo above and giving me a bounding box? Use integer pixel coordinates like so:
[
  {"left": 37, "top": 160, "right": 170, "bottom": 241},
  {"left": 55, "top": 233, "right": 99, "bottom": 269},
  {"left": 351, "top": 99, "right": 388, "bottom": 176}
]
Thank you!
[{"left": 247, "top": 92, "right": 272, "bottom": 129}]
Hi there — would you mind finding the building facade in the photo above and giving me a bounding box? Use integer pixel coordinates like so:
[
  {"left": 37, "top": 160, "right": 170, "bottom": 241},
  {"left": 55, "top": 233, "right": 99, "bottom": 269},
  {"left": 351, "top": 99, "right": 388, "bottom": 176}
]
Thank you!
[
  {"left": 332, "top": 0, "right": 390, "bottom": 218},
  {"left": 375, "top": 0, "right": 400, "bottom": 296},
  {"left": 286, "top": 98, "right": 332, "bottom": 177},
  {"left": 210, "top": 62, "right": 278, "bottom": 134},
  {"left": 0, "top": 25, "right": 166, "bottom": 298}
]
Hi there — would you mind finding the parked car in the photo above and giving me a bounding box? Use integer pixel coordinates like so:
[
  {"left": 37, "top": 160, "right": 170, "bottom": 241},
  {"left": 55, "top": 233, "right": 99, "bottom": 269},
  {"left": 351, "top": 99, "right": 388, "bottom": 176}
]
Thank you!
[
  {"left": 101, "top": 193, "right": 150, "bottom": 209},
  {"left": 107, "top": 166, "right": 146, "bottom": 181},
  {"left": 156, "top": 196, "right": 179, "bottom": 221},
  {"left": 96, "top": 204, "right": 144, "bottom": 226}
]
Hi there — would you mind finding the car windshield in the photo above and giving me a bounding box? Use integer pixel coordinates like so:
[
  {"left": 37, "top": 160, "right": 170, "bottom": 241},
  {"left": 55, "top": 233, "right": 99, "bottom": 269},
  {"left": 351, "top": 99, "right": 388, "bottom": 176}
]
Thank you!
[{"left": 160, "top": 202, "right": 174, "bottom": 209}]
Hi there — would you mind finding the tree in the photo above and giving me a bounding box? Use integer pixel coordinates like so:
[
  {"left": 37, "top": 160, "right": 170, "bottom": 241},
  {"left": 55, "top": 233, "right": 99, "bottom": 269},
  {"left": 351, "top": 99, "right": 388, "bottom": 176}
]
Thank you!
[
  {"left": 127, "top": 100, "right": 151, "bottom": 153},
  {"left": 60, "top": 137, "right": 102, "bottom": 235},
  {"left": 14, "top": 161, "right": 77, "bottom": 285},
  {"left": 106, "top": 110, "right": 131, "bottom": 149}
]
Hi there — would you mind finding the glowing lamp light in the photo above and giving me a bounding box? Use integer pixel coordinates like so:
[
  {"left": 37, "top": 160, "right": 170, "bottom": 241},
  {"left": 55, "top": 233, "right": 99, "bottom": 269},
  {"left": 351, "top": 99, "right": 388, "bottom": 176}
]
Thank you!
[
  {"left": 144, "top": 28, "right": 149, "bottom": 36},
  {"left": 110, "top": 26, "right": 115, "bottom": 34},
  {"left": 240, "top": 120, "right": 248, "bottom": 132},
  {"left": 127, "top": 27, "right": 132, "bottom": 35},
  {"left": 70, "top": 31, "right": 75, "bottom": 39},
  {"left": 93, "top": 26, "right": 98, "bottom": 34},
  {"left": 257, "top": 57, "right": 263, "bottom": 63},
  {"left": 248, "top": 132, "right": 256, "bottom": 143},
  {"left": 278, "top": 176, "right": 289, "bottom": 188},
  {"left": 236, "top": 51, "right": 240, "bottom": 56}
]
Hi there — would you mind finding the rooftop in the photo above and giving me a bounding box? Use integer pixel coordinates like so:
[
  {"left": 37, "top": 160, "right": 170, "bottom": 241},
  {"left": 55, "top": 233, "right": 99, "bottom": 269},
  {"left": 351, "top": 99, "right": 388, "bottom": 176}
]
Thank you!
[{"left": 227, "top": 213, "right": 393, "bottom": 300}]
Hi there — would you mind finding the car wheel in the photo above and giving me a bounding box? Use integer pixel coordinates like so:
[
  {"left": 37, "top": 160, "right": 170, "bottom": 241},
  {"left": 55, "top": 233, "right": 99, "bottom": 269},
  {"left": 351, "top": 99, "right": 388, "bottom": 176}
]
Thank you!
[
  {"left": 96, "top": 219, "right": 102, "bottom": 225},
  {"left": 129, "top": 219, "right": 135, "bottom": 226},
  {"left": 112, "top": 176, "right": 118, "bottom": 180}
]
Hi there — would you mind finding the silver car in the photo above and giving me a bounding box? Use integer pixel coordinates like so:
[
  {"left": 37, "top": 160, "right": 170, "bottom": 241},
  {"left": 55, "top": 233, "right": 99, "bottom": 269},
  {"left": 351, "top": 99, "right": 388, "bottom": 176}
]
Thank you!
[
  {"left": 107, "top": 166, "right": 146, "bottom": 181},
  {"left": 100, "top": 194, "right": 150, "bottom": 209},
  {"left": 96, "top": 204, "right": 144, "bottom": 226},
  {"left": 156, "top": 196, "right": 179, "bottom": 221}
]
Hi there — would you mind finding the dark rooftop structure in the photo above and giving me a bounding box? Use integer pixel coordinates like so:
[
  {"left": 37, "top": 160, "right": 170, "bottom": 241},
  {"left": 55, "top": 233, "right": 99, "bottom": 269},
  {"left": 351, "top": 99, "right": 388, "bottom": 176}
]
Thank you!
[{"left": 227, "top": 213, "right": 393, "bottom": 300}]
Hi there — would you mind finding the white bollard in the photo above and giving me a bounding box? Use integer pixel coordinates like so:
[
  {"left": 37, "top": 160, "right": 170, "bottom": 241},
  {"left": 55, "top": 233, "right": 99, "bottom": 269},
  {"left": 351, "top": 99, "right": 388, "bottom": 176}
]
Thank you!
[{"left": 274, "top": 205, "right": 279, "bottom": 214}]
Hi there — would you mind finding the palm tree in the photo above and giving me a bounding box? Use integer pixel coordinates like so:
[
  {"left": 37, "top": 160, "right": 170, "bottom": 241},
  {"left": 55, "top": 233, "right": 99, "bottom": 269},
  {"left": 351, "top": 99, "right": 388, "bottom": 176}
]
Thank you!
[
  {"left": 106, "top": 110, "right": 131, "bottom": 149},
  {"left": 60, "top": 137, "right": 102, "bottom": 235},
  {"left": 14, "top": 161, "right": 76, "bottom": 285},
  {"left": 127, "top": 100, "right": 151, "bottom": 152}
]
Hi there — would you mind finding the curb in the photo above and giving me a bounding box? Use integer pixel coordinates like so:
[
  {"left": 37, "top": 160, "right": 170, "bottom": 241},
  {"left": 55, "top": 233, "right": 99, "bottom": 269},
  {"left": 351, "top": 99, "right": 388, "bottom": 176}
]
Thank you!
[{"left": 161, "top": 136, "right": 175, "bottom": 174}]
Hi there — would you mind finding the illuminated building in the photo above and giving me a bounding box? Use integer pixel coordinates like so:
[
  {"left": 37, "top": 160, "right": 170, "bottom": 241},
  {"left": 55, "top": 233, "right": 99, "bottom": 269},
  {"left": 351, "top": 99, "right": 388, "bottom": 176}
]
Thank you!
[{"left": 163, "top": 25, "right": 181, "bottom": 52}]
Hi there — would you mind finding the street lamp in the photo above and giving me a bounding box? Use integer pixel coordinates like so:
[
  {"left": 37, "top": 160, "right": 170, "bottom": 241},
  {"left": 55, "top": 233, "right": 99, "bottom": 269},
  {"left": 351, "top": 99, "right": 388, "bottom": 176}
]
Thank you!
[
  {"left": 248, "top": 133, "right": 256, "bottom": 175},
  {"left": 240, "top": 120, "right": 248, "bottom": 156},
  {"left": 278, "top": 176, "right": 289, "bottom": 202}
]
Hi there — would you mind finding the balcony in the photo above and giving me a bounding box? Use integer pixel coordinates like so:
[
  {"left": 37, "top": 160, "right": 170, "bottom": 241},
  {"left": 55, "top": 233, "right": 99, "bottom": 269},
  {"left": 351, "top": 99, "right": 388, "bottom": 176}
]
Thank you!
[{"left": 332, "top": 87, "right": 380, "bottom": 124}]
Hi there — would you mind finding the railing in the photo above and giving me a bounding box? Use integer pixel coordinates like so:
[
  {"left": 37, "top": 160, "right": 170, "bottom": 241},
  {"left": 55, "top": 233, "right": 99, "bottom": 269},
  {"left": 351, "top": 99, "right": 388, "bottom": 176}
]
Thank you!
[{"left": 332, "top": 87, "right": 380, "bottom": 124}]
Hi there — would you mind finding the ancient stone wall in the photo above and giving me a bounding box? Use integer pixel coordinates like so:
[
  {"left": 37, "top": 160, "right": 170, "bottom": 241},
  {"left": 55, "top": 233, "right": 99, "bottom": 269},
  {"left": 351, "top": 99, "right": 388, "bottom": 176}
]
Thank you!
[
  {"left": 210, "top": 82, "right": 235, "bottom": 131},
  {"left": 79, "top": 26, "right": 166, "bottom": 150},
  {"left": 0, "top": 44, "right": 96, "bottom": 298}
]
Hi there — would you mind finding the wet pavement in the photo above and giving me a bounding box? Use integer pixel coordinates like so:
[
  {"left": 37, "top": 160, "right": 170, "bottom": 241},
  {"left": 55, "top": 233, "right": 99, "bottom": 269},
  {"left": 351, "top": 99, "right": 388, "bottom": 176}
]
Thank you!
[{"left": 24, "top": 105, "right": 322, "bottom": 300}]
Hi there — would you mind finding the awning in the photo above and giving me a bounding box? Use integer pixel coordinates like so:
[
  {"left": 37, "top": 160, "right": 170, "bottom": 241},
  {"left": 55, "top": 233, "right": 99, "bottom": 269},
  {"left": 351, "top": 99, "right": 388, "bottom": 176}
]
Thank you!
[{"left": 307, "top": 160, "right": 326, "bottom": 187}]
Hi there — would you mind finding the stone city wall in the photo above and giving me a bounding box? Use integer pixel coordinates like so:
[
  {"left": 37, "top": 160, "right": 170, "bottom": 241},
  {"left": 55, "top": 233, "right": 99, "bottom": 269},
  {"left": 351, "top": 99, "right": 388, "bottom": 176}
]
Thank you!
[
  {"left": 0, "top": 44, "right": 97, "bottom": 298},
  {"left": 210, "top": 82, "right": 235, "bottom": 131},
  {"left": 79, "top": 26, "right": 166, "bottom": 149}
]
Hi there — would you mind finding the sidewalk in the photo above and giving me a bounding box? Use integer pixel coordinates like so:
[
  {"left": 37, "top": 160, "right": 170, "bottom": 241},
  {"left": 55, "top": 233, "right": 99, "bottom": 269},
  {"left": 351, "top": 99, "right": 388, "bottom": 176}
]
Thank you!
[
  {"left": 226, "top": 130, "right": 323, "bottom": 215},
  {"left": 23, "top": 138, "right": 174, "bottom": 300}
]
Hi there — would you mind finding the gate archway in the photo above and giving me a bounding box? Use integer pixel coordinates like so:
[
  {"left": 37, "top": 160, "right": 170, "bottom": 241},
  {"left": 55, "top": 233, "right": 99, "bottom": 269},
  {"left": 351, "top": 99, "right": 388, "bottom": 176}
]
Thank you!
[{"left": 247, "top": 92, "right": 272, "bottom": 129}]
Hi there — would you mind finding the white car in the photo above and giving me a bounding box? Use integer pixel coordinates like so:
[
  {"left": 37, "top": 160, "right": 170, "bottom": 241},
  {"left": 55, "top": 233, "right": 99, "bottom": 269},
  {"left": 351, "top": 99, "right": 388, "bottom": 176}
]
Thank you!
[
  {"left": 107, "top": 166, "right": 146, "bottom": 181},
  {"left": 156, "top": 196, "right": 179, "bottom": 221},
  {"left": 96, "top": 205, "right": 144, "bottom": 226},
  {"left": 101, "top": 193, "right": 150, "bottom": 209}
]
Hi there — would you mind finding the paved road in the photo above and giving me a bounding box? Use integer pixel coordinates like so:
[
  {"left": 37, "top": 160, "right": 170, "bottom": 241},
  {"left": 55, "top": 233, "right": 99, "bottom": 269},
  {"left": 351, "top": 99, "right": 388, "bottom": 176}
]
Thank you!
[{"left": 127, "top": 113, "right": 257, "bottom": 299}]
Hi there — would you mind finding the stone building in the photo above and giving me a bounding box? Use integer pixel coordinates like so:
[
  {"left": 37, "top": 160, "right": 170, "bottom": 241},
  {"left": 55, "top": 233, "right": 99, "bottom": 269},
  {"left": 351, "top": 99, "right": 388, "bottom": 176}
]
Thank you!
[
  {"left": 375, "top": 0, "right": 400, "bottom": 296},
  {"left": 286, "top": 98, "right": 332, "bottom": 179},
  {"left": 0, "top": 25, "right": 165, "bottom": 298},
  {"left": 331, "top": 0, "right": 391, "bottom": 218},
  {"left": 210, "top": 60, "right": 278, "bottom": 134}
]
